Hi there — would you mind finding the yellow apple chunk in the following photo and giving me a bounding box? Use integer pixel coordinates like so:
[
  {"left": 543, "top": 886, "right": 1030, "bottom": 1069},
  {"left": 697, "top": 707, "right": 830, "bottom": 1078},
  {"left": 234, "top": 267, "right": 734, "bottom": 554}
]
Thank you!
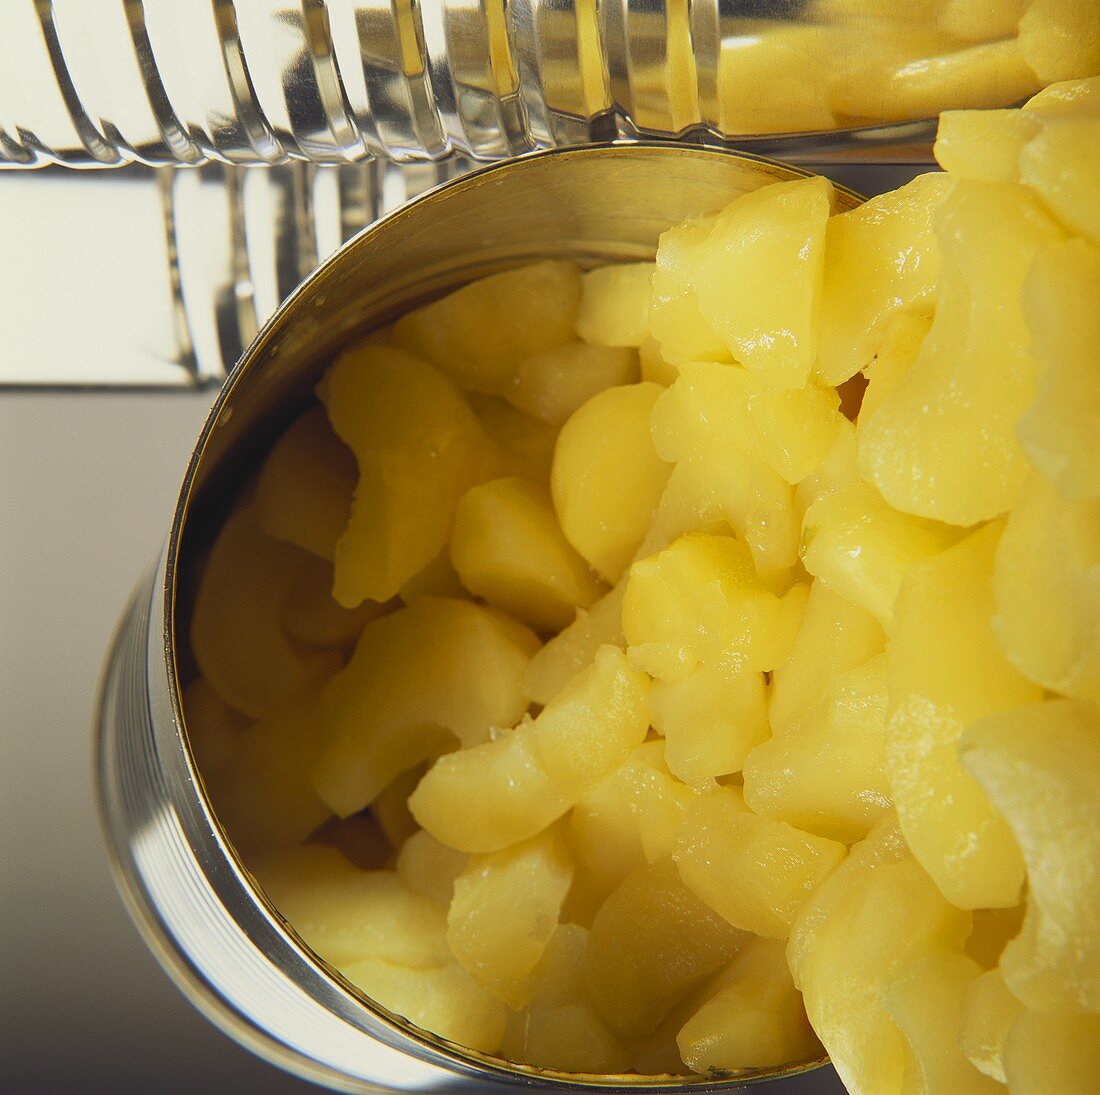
[
  {"left": 650, "top": 442, "right": 799, "bottom": 577},
  {"left": 659, "top": 0, "right": 698, "bottom": 132},
  {"left": 565, "top": 741, "right": 692, "bottom": 928},
  {"left": 817, "top": 13, "right": 958, "bottom": 105},
  {"left": 793, "top": 417, "right": 860, "bottom": 526},
  {"left": 718, "top": 23, "right": 835, "bottom": 135},
  {"left": 649, "top": 214, "right": 731, "bottom": 367},
  {"left": 252, "top": 846, "right": 451, "bottom": 969},
  {"left": 311, "top": 597, "right": 538, "bottom": 817},
  {"left": 395, "top": 830, "right": 468, "bottom": 907},
  {"left": 511, "top": 928, "right": 633, "bottom": 1072},
  {"left": 204, "top": 697, "right": 331, "bottom": 856},
  {"left": 507, "top": 341, "right": 638, "bottom": 428},
  {"left": 282, "top": 555, "right": 384, "bottom": 649},
  {"left": 1022, "top": 74, "right": 1100, "bottom": 119},
  {"left": 573, "top": 741, "right": 694, "bottom": 868},
  {"left": 1003, "top": 1010, "right": 1100, "bottom": 1095},
  {"left": 1018, "top": 0, "right": 1100, "bottom": 84},
  {"left": 397, "top": 550, "right": 466, "bottom": 604},
  {"left": 786, "top": 813, "right": 911, "bottom": 989},
  {"left": 320, "top": 345, "right": 501, "bottom": 605},
  {"left": 339, "top": 955, "right": 507, "bottom": 1054},
  {"left": 693, "top": 176, "right": 833, "bottom": 390},
  {"left": 959, "top": 968, "right": 1023, "bottom": 1083},
  {"left": 858, "top": 180, "right": 1067, "bottom": 525},
  {"left": 887, "top": 523, "right": 1040, "bottom": 910},
  {"left": 466, "top": 393, "right": 558, "bottom": 484},
  {"left": 529, "top": 645, "right": 651, "bottom": 794},
  {"left": 551, "top": 382, "right": 671, "bottom": 581},
  {"left": 638, "top": 337, "right": 680, "bottom": 387},
  {"left": 369, "top": 766, "right": 422, "bottom": 850},
  {"left": 253, "top": 405, "right": 357, "bottom": 561},
  {"left": 677, "top": 937, "right": 822, "bottom": 1073},
  {"left": 673, "top": 787, "right": 846, "bottom": 938},
  {"left": 527, "top": 922, "right": 589, "bottom": 1010},
  {"left": 791, "top": 839, "right": 971, "bottom": 1095},
  {"left": 934, "top": 109, "right": 1042, "bottom": 182},
  {"left": 993, "top": 476, "right": 1100, "bottom": 703},
  {"left": 1017, "top": 239, "right": 1100, "bottom": 500},
  {"left": 629, "top": 994, "right": 700, "bottom": 1076},
  {"left": 801, "top": 481, "right": 961, "bottom": 628},
  {"left": 450, "top": 477, "right": 605, "bottom": 632},
  {"left": 408, "top": 722, "right": 569, "bottom": 855},
  {"left": 651, "top": 362, "right": 842, "bottom": 486},
  {"left": 391, "top": 260, "right": 582, "bottom": 395},
  {"left": 447, "top": 828, "right": 573, "bottom": 1008},
  {"left": 960, "top": 698, "right": 1100, "bottom": 1014},
  {"left": 182, "top": 677, "right": 246, "bottom": 780},
  {"left": 937, "top": 0, "right": 1026, "bottom": 40},
  {"left": 856, "top": 312, "right": 932, "bottom": 443},
  {"left": 767, "top": 581, "right": 885, "bottom": 738},
  {"left": 1021, "top": 118, "right": 1100, "bottom": 244},
  {"left": 829, "top": 38, "right": 1041, "bottom": 124},
  {"left": 648, "top": 667, "right": 769, "bottom": 787},
  {"left": 575, "top": 262, "right": 653, "bottom": 348},
  {"left": 521, "top": 1002, "right": 632, "bottom": 1074},
  {"left": 623, "top": 533, "right": 806, "bottom": 682},
  {"left": 817, "top": 172, "right": 951, "bottom": 386},
  {"left": 410, "top": 645, "right": 649, "bottom": 852},
  {"left": 882, "top": 948, "right": 1001, "bottom": 1095},
  {"left": 744, "top": 654, "right": 892, "bottom": 844},
  {"left": 584, "top": 858, "right": 747, "bottom": 1038},
  {"left": 566, "top": 784, "right": 647, "bottom": 927},
  {"left": 523, "top": 581, "right": 625, "bottom": 706},
  {"left": 814, "top": 1, "right": 948, "bottom": 23},
  {"left": 191, "top": 507, "right": 342, "bottom": 720}
]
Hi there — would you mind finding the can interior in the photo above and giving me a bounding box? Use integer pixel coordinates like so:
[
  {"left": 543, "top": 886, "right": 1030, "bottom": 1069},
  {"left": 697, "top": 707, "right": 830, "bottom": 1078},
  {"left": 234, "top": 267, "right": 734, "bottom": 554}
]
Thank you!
[{"left": 167, "top": 144, "right": 860, "bottom": 1090}]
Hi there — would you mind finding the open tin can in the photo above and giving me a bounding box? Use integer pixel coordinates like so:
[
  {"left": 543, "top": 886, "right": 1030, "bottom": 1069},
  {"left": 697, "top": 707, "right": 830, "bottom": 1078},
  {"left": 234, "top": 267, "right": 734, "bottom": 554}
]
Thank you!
[{"left": 97, "top": 142, "right": 862, "bottom": 1093}]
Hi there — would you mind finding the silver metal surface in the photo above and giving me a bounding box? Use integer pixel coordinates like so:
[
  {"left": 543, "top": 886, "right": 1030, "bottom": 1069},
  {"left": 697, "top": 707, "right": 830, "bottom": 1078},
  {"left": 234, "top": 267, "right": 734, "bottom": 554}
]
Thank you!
[
  {"left": 0, "top": 0, "right": 1049, "bottom": 168},
  {"left": 97, "top": 143, "right": 863, "bottom": 1092},
  {"left": 155, "top": 157, "right": 473, "bottom": 385}
]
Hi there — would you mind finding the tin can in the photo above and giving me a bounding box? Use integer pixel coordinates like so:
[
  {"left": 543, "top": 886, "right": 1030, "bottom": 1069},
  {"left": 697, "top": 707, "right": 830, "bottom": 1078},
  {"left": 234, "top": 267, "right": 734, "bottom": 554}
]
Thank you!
[
  {"left": 97, "top": 142, "right": 861, "bottom": 1092},
  {"left": 2, "top": 0, "right": 1045, "bottom": 168}
]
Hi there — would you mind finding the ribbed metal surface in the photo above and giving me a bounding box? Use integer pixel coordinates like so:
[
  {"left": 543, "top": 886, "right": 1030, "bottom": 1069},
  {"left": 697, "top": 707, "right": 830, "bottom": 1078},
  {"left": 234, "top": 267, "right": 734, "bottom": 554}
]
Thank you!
[
  {"left": 0, "top": 0, "right": 1048, "bottom": 168},
  {"left": 157, "top": 157, "right": 473, "bottom": 385}
]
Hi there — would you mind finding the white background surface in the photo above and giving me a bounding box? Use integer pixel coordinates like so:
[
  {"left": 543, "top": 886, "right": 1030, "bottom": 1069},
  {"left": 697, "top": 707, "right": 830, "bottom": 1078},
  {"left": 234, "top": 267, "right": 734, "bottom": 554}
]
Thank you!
[{"left": 0, "top": 175, "right": 188, "bottom": 386}]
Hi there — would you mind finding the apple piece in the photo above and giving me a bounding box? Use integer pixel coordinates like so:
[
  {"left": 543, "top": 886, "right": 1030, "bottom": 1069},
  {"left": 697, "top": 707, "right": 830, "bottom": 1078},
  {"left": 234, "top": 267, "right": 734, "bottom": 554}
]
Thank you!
[
  {"left": 551, "top": 382, "right": 671, "bottom": 582},
  {"left": 391, "top": 260, "right": 582, "bottom": 395},
  {"left": 674, "top": 786, "right": 846, "bottom": 938},
  {"left": 320, "top": 345, "right": 501, "bottom": 605},
  {"left": 961, "top": 698, "right": 1100, "bottom": 1014},
  {"left": 312, "top": 597, "right": 538, "bottom": 818},
  {"left": 693, "top": 176, "right": 834, "bottom": 390},
  {"left": 887, "top": 523, "right": 1041, "bottom": 910}
]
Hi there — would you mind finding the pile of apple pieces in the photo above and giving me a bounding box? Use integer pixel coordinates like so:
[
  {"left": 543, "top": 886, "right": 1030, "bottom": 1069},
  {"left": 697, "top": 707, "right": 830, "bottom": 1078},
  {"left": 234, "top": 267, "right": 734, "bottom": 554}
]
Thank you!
[
  {"left": 186, "top": 77, "right": 1100, "bottom": 1089},
  {"left": 712, "top": 0, "right": 1099, "bottom": 136}
]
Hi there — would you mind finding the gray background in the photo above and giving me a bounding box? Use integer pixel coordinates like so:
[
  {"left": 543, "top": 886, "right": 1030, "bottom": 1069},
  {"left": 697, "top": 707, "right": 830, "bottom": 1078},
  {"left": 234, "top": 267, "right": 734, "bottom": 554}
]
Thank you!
[{"left": 1, "top": 391, "right": 315, "bottom": 1094}]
